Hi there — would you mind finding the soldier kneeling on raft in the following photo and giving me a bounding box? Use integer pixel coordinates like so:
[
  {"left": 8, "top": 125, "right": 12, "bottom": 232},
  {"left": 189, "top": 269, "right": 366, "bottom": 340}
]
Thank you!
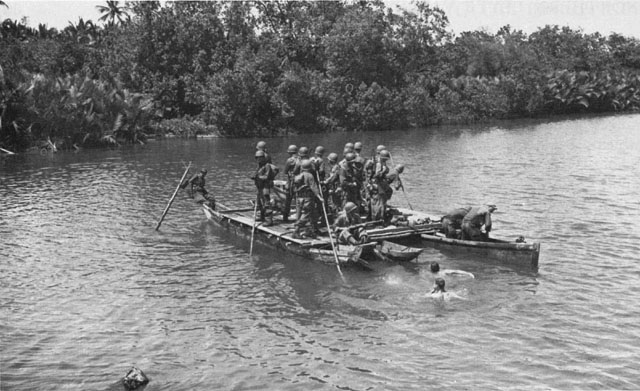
[{"left": 333, "top": 202, "right": 369, "bottom": 245}]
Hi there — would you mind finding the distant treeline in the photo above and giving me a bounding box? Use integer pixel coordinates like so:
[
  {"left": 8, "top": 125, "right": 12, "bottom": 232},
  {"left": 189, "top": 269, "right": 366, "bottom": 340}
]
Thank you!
[{"left": 2, "top": 0, "right": 640, "bottom": 151}]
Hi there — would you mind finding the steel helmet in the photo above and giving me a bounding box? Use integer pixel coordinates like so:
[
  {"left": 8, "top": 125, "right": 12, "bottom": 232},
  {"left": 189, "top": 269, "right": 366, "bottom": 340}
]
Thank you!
[
  {"left": 344, "top": 142, "right": 354, "bottom": 151},
  {"left": 314, "top": 146, "right": 325, "bottom": 155},
  {"left": 344, "top": 202, "right": 358, "bottom": 213},
  {"left": 256, "top": 141, "right": 267, "bottom": 150},
  {"left": 376, "top": 144, "right": 386, "bottom": 153},
  {"left": 287, "top": 144, "right": 298, "bottom": 154},
  {"left": 301, "top": 159, "right": 313, "bottom": 171},
  {"left": 328, "top": 152, "right": 338, "bottom": 163},
  {"left": 354, "top": 141, "right": 363, "bottom": 151},
  {"left": 298, "top": 146, "right": 309, "bottom": 157},
  {"left": 379, "top": 150, "right": 390, "bottom": 160},
  {"left": 394, "top": 164, "right": 405, "bottom": 173},
  {"left": 255, "top": 150, "right": 266, "bottom": 158},
  {"left": 345, "top": 152, "right": 356, "bottom": 162}
]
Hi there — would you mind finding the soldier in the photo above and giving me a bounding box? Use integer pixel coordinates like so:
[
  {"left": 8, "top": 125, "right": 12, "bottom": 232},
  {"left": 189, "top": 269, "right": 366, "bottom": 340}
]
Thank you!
[
  {"left": 292, "top": 146, "right": 310, "bottom": 176},
  {"left": 282, "top": 145, "right": 299, "bottom": 222},
  {"left": 441, "top": 207, "right": 471, "bottom": 239},
  {"left": 256, "top": 140, "right": 273, "bottom": 164},
  {"left": 181, "top": 168, "right": 216, "bottom": 209},
  {"left": 352, "top": 141, "right": 368, "bottom": 213},
  {"left": 310, "top": 146, "right": 327, "bottom": 182},
  {"left": 253, "top": 150, "right": 279, "bottom": 227},
  {"left": 324, "top": 152, "right": 342, "bottom": 218},
  {"left": 365, "top": 144, "right": 386, "bottom": 181},
  {"left": 461, "top": 205, "right": 497, "bottom": 241},
  {"left": 338, "top": 152, "right": 362, "bottom": 209},
  {"left": 293, "top": 159, "right": 323, "bottom": 239},
  {"left": 384, "top": 164, "right": 405, "bottom": 202},
  {"left": 344, "top": 142, "right": 354, "bottom": 153},
  {"left": 369, "top": 150, "right": 391, "bottom": 222},
  {"left": 333, "top": 202, "right": 369, "bottom": 245}
]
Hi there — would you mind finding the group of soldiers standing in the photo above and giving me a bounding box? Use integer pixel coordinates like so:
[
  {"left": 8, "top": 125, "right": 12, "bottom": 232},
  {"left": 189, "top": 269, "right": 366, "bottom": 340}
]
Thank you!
[
  {"left": 252, "top": 140, "right": 406, "bottom": 241},
  {"left": 181, "top": 140, "right": 498, "bottom": 245}
]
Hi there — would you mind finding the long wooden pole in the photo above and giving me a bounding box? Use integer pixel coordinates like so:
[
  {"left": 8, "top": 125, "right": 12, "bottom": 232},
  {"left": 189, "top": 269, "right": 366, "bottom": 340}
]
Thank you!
[
  {"left": 317, "top": 172, "right": 344, "bottom": 279},
  {"left": 155, "top": 162, "right": 191, "bottom": 231},
  {"left": 249, "top": 194, "right": 259, "bottom": 256},
  {"left": 388, "top": 152, "right": 413, "bottom": 210}
]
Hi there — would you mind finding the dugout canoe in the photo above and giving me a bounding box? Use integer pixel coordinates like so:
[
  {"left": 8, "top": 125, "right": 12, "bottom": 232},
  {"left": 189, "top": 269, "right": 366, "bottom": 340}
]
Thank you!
[
  {"left": 374, "top": 241, "right": 424, "bottom": 262},
  {"left": 202, "top": 203, "right": 374, "bottom": 268},
  {"left": 417, "top": 231, "right": 540, "bottom": 270}
]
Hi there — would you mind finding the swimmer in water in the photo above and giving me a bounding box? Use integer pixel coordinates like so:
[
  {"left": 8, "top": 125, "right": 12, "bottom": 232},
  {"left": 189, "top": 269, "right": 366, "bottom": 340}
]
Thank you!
[
  {"left": 429, "top": 261, "right": 474, "bottom": 279},
  {"left": 430, "top": 277, "right": 467, "bottom": 301}
]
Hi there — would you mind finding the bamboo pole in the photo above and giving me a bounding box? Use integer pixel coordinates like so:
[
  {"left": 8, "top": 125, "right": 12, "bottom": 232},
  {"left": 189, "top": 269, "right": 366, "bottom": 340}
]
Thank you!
[
  {"left": 249, "top": 195, "right": 259, "bottom": 256},
  {"left": 317, "top": 172, "right": 345, "bottom": 279},
  {"left": 155, "top": 162, "right": 191, "bottom": 231}
]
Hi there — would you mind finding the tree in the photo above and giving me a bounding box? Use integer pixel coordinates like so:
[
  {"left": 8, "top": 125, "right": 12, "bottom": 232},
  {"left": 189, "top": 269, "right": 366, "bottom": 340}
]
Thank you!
[{"left": 97, "top": 1, "right": 130, "bottom": 26}]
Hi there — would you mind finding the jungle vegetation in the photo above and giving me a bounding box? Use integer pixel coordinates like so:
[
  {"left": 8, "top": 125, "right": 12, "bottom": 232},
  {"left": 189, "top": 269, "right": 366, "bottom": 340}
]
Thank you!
[{"left": 2, "top": 0, "right": 640, "bottom": 151}]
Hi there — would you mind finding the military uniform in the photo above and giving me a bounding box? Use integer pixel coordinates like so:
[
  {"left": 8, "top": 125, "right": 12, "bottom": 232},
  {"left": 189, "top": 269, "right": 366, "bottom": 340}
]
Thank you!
[
  {"left": 441, "top": 207, "right": 471, "bottom": 239},
  {"left": 338, "top": 160, "right": 362, "bottom": 210},
  {"left": 254, "top": 161, "right": 279, "bottom": 226},
  {"left": 333, "top": 207, "right": 368, "bottom": 245},
  {"left": 324, "top": 161, "right": 342, "bottom": 217},
  {"left": 461, "top": 205, "right": 495, "bottom": 241},
  {"left": 293, "top": 166, "right": 321, "bottom": 238},
  {"left": 282, "top": 153, "right": 299, "bottom": 222},
  {"left": 182, "top": 171, "right": 216, "bottom": 209},
  {"left": 369, "top": 161, "right": 391, "bottom": 222}
]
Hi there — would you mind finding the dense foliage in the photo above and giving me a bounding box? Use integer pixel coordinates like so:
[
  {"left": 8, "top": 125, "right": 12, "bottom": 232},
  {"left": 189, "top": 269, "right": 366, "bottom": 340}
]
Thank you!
[{"left": 2, "top": 0, "right": 640, "bottom": 151}]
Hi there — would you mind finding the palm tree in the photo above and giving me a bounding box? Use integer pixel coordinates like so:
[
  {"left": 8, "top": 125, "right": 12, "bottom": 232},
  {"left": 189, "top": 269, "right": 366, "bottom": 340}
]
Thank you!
[{"left": 96, "top": 1, "right": 130, "bottom": 26}]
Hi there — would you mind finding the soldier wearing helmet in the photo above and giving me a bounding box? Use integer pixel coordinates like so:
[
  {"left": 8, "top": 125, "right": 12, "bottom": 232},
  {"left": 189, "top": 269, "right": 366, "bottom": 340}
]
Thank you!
[
  {"left": 384, "top": 164, "right": 406, "bottom": 201},
  {"left": 256, "top": 140, "right": 273, "bottom": 164},
  {"left": 282, "top": 145, "right": 300, "bottom": 222},
  {"left": 461, "top": 205, "right": 497, "bottom": 242},
  {"left": 310, "top": 146, "right": 326, "bottom": 182},
  {"left": 368, "top": 149, "right": 392, "bottom": 222},
  {"left": 333, "top": 202, "right": 368, "bottom": 245},
  {"left": 344, "top": 142, "right": 354, "bottom": 152},
  {"left": 253, "top": 150, "right": 280, "bottom": 226},
  {"left": 338, "top": 152, "right": 362, "bottom": 210},
  {"left": 364, "top": 144, "right": 386, "bottom": 181},
  {"left": 292, "top": 146, "right": 311, "bottom": 177},
  {"left": 180, "top": 167, "right": 216, "bottom": 209},
  {"left": 292, "top": 159, "right": 323, "bottom": 239},
  {"left": 323, "top": 152, "right": 342, "bottom": 218}
]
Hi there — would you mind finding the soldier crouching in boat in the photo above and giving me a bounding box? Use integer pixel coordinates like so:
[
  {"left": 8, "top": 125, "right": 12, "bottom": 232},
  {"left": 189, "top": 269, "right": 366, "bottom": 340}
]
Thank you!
[
  {"left": 441, "top": 206, "right": 471, "bottom": 239},
  {"left": 292, "top": 159, "right": 323, "bottom": 239},
  {"left": 461, "top": 204, "right": 497, "bottom": 241},
  {"left": 180, "top": 168, "right": 216, "bottom": 209},
  {"left": 333, "top": 202, "right": 369, "bottom": 245},
  {"left": 252, "top": 150, "right": 279, "bottom": 227}
]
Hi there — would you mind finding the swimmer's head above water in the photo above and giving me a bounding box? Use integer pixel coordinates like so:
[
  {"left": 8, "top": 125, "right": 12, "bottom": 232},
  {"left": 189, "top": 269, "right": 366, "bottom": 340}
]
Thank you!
[
  {"left": 430, "top": 262, "right": 440, "bottom": 273},
  {"left": 431, "top": 277, "right": 446, "bottom": 293}
]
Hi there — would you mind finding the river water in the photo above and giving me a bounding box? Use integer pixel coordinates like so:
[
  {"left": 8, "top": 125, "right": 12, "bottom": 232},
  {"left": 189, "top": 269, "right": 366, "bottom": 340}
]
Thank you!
[{"left": 2, "top": 114, "right": 639, "bottom": 390}]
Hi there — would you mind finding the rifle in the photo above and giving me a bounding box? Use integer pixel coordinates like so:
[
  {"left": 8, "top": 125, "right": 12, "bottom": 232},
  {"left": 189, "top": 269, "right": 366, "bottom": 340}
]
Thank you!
[{"left": 335, "top": 219, "right": 383, "bottom": 232}]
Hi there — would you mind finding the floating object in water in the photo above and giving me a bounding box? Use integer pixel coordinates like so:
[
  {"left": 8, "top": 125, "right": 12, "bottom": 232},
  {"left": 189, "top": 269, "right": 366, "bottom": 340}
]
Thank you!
[{"left": 122, "top": 367, "right": 149, "bottom": 391}]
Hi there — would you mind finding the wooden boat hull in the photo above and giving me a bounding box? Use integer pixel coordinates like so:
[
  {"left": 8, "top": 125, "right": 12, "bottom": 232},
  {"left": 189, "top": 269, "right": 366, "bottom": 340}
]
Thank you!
[
  {"left": 375, "top": 240, "right": 423, "bottom": 262},
  {"left": 418, "top": 232, "right": 540, "bottom": 270},
  {"left": 202, "top": 204, "right": 373, "bottom": 268}
]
